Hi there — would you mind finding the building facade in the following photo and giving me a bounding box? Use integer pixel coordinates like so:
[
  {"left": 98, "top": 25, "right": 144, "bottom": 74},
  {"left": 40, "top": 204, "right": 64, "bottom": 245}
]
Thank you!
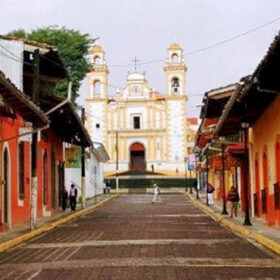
[{"left": 86, "top": 43, "right": 188, "bottom": 176}]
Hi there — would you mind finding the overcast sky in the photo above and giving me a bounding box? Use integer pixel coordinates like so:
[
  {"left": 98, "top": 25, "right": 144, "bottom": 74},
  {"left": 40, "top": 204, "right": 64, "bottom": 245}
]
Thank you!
[{"left": 1, "top": 0, "right": 280, "bottom": 117}]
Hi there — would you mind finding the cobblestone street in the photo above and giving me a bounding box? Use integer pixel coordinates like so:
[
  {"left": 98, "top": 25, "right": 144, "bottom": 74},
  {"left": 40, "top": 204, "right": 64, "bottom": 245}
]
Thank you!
[{"left": 0, "top": 194, "right": 279, "bottom": 280}]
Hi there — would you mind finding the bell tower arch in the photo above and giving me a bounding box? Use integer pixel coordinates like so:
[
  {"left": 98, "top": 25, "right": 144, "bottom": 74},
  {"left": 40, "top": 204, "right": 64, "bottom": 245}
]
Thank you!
[
  {"left": 87, "top": 45, "right": 109, "bottom": 99},
  {"left": 164, "top": 43, "right": 187, "bottom": 96}
]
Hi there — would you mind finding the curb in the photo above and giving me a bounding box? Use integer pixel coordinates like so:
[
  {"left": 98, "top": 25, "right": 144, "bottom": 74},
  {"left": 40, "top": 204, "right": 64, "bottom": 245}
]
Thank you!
[
  {"left": 0, "top": 194, "right": 119, "bottom": 254},
  {"left": 253, "top": 233, "right": 280, "bottom": 255},
  {"left": 185, "top": 193, "right": 279, "bottom": 255}
]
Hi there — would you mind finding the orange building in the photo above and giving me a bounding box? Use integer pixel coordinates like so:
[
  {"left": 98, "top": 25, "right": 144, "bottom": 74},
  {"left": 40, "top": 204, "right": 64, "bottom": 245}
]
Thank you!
[{"left": 214, "top": 32, "right": 280, "bottom": 226}]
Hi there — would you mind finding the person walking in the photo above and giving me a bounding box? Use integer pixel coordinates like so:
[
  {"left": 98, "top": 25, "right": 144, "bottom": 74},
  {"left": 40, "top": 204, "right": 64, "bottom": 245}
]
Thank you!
[
  {"left": 69, "top": 183, "right": 78, "bottom": 211},
  {"left": 61, "top": 186, "right": 68, "bottom": 212},
  {"left": 207, "top": 183, "right": 215, "bottom": 206},
  {"left": 152, "top": 183, "right": 161, "bottom": 204},
  {"left": 227, "top": 186, "right": 240, "bottom": 218}
]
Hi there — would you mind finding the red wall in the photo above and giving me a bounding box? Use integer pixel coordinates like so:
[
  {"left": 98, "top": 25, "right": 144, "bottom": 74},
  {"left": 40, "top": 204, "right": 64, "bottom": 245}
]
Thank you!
[
  {"left": 1, "top": 116, "right": 64, "bottom": 229},
  {"left": 37, "top": 130, "right": 63, "bottom": 218},
  {"left": 1, "top": 116, "right": 31, "bottom": 226}
]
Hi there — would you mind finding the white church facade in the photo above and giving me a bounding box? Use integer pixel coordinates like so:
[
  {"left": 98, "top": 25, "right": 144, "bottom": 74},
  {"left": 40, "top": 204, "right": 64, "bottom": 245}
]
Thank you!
[{"left": 85, "top": 43, "right": 188, "bottom": 176}]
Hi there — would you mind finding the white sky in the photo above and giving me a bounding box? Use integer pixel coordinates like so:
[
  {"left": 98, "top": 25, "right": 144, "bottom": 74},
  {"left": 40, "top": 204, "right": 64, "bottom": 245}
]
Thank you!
[{"left": 1, "top": 0, "right": 280, "bottom": 117}]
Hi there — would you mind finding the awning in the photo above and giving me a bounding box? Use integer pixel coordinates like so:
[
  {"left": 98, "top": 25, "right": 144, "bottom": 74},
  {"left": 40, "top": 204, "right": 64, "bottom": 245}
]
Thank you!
[
  {"left": 0, "top": 70, "right": 48, "bottom": 127},
  {"left": 40, "top": 95, "right": 92, "bottom": 147},
  {"left": 215, "top": 32, "right": 280, "bottom": 136},
  {"left": 92, "top": 143, "right": 109, "bottom": 162}
]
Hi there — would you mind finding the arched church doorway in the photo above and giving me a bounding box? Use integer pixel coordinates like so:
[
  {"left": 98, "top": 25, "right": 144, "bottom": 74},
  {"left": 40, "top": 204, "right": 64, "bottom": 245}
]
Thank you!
[{"left": 130, "top": 143, "right": 146, "bottom": 172}]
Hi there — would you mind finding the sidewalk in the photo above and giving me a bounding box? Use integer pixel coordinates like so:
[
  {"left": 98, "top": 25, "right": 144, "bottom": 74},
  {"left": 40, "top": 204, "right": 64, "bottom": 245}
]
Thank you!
[
  {"left": 187, "top": 191, "right": 280, "bottom": 255},
  {"left": 0, "top": 194, "right": 113, "bottom": 245}
]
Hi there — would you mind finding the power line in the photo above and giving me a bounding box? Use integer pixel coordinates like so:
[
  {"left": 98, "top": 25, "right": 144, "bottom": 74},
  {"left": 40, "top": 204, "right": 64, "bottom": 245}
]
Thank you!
[{"left": 108, "top": 16, "right": 280, "bottom": 68}]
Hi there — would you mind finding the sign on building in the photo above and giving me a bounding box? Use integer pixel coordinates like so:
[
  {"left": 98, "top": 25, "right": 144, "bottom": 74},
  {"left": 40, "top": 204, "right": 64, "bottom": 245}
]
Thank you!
[{"left": 65, "top": 147, "right": 81, "bottom": 168}]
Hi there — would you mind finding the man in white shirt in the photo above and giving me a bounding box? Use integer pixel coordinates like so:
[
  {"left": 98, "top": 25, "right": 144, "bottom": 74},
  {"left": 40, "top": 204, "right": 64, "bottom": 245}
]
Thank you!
[
  {"left": 69, "top": 184, "right": 78, "bottom": 211},
  {"left": 152, "top": 183, "right": 162, "bottom": 204}
]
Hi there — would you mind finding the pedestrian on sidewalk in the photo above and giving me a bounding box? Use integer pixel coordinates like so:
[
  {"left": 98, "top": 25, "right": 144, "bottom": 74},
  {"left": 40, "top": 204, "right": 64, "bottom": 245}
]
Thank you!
[
  {"left": 61, "top": 186, "right": 68, "bottom": 212},
  {"left": 107, "top": 180, "right": 111, "bottom": 194},
  {"left": 227, "top": 186, "right": 240, "bottom": 218},
  {"left": 207, "top": 183, "right": 215, "bottom": 206},
  {"left": 69, "top": 183, "right": 78, "bottom": 211},
  {"left": 152, "top": 183, "right": 161, "bottom": 204}
]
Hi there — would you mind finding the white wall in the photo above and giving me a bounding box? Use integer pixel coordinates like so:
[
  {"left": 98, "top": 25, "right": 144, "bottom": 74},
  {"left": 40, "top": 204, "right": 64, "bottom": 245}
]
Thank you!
[
  {"left": 89, "top": 102, "right": 105, "bottom": 143},
  {"left": 85, "top": 151, "right": 104, "bottom": 198},
  {"left": 167, "top": 100, "right": 184, "bottom": 161}
]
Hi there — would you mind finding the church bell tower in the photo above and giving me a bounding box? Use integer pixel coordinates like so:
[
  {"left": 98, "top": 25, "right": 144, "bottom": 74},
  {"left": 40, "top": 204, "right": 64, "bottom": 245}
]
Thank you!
[
  {"left": 87, "top": 45, "right": 109, "bottom": 99},
  {"left": 85, "top": 45, "right": 109, "bottom": 144},
  {"left": 164, "top": 43, "right": 188, "bottom": 172},
  {"left": 164, "top": 43, "right": 187, "bottom": 96}
]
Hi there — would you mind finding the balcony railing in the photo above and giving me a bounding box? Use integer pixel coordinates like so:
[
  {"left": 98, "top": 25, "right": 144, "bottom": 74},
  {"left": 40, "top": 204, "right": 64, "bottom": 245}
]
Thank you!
[{"left": 225, "top": 132, "right": 243, "bottom": 143}]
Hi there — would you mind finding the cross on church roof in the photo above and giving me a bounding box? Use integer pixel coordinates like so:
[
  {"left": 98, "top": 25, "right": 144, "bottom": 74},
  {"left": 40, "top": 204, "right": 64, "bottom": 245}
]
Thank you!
[{"left": 132, "top": 57, "right": 140, "bottom": 72}]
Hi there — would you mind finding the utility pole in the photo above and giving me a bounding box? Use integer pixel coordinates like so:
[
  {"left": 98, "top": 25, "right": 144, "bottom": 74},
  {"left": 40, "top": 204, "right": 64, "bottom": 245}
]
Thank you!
[
  {"left": 242, "top": 123, "right": 252, "bottom": 226},
  {"left": 115, "top": 131, "right": 119, "bottom": 192},
  {"left": 81, "top": 108, "right": 86, "bottom": 208},
  {"left": 30, "top": 49, "right": 40, "bottom": 230},
  {"left": 221, "top": 144, "right": 228, "bottom": 215},
  {"left": 206, "top": 152, "right": 209, "bottom": 206}
]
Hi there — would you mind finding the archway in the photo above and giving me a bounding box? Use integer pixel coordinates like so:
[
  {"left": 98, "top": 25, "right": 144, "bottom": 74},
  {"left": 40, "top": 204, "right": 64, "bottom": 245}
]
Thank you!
[{"left": 130, "top": 143, "right": 145, "bottom": 172}]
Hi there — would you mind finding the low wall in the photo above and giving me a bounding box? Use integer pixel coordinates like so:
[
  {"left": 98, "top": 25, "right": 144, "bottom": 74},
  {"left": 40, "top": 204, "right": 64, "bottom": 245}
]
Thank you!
[{"left": 106, "top": 178, "right": 197, "bottom": 189}]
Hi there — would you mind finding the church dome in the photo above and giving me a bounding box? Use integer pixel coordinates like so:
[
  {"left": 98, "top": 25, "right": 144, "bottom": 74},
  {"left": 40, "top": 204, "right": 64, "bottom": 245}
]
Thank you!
[
  {"left": 127, "top": 72, "right": 145, "bottom": 81},
  {"left": 92, "top": 45, "right": 103, "bottom": 52},
  {"left": 168, "top": 43, "right": 181, "bottom": 50}
]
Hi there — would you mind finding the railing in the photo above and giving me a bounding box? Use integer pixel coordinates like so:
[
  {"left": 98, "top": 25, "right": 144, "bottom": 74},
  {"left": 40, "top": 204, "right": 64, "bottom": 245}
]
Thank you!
[
  {"left": 253, "top": 193, "right": 259, "bottom": 216},
  {"left": 225, "top": 132, "right": 243, "bottom": 143},
  {"left": 261, "top": 188, "right": 267, "bottom": 214},
  {"left": 274, "top": 182, "right": 280, "bottom": 210}
]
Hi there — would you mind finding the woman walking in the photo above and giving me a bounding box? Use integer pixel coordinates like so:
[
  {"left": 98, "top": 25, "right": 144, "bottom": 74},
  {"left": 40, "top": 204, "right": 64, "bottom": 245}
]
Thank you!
[{"left": 227, "top": 186, "right": 240, "bottom": 218}]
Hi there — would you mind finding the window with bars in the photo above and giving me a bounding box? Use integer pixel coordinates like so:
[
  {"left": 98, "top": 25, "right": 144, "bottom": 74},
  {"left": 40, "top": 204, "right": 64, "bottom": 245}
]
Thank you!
[{"left": 18, "top": 142, "right": 25, "bottom": 199}]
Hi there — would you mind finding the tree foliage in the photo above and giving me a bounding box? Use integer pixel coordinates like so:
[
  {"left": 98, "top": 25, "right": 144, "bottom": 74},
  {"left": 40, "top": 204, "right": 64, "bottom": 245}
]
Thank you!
[{"left": 8, "top": 26, "right": 94, "bottom": 102}]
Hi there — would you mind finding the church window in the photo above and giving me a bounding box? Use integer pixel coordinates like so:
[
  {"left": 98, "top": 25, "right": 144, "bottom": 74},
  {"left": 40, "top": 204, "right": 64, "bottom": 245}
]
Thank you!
[
  {"left": 94, "top": 56, "right": 101, "bottom": 65},
  {"left": 92, "top": 81, "right": 101, "bottom": 96},
  {"left": 171, "top": 53, "right": 179, "bottom": 63},
  {"left": 171, "top": 77, "right": 180, "bottom": 93},
  {"left": 133, "top": 116, "right": 140, "bottom": 129}
]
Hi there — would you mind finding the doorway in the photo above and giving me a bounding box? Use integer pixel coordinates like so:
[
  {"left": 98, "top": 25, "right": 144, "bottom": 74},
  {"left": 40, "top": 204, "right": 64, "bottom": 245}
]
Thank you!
[{"left": 130, "top": 142, "right": 146, "bottom": 172}]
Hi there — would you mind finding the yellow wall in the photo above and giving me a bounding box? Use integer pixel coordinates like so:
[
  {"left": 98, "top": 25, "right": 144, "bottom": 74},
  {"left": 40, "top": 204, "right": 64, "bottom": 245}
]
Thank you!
[{"left": 249, "top": 96, "right": 280, "bottom": 194}]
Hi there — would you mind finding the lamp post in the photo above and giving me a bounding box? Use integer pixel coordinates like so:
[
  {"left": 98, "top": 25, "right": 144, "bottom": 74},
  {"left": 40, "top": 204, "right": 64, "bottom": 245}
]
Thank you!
[
  {"left": 221, "top": 143, "right": 228, "bottom": 215},
  {"left": 189, "top": 158, "right": 193, "bottom": 194},
  {"left": 115, "top": 131, "right": 119, "bottom": 192},
  {"left": 195, "top": 153, "right": 200, "bottom": 199},
  {"left": 206, "top": 152, "right": 209, "bottom": 205},
  {"left": 241, "top": 122, "right": 252, "bottom": 226},
  {"left": 184, "top": 157, "right": 188, "bottom": 191}
]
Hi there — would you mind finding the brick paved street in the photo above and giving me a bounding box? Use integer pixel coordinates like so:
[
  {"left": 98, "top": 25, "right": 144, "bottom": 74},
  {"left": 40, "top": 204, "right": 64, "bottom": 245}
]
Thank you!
[{"left": 0, "top": 194, "right": 279, "bottom": 280}]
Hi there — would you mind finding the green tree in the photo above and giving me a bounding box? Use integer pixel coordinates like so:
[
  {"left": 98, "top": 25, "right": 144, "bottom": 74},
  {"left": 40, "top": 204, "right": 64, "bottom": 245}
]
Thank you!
[{"left": 8, "top": 25, "right": 95, "bottom": 102}]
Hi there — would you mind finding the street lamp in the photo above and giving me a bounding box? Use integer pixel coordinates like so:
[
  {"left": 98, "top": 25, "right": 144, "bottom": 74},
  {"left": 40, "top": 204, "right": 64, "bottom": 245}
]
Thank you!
[
  {"left": 195, "top": 152, "right": 200, "bottom": 199},
  {"left": 184, "top": 157, "right": 188, "bottom": 191},
  {"left": 206, "top": 152, "right": 209, "bottom": 205},
  {"left": 241, "top": 122, "right": 252, "bottom": 226},
  {"left": 189, "top": 157, "right": 193, "bottom": 194}
]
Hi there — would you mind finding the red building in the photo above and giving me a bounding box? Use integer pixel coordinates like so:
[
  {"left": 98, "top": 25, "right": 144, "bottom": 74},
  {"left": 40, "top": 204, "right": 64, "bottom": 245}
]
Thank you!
[
  {"left": 0, "top": 36, "right": 92, "bottom": 230},
  {"left": 0, "top": 70, "right": 48, "bottom": 229}
]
